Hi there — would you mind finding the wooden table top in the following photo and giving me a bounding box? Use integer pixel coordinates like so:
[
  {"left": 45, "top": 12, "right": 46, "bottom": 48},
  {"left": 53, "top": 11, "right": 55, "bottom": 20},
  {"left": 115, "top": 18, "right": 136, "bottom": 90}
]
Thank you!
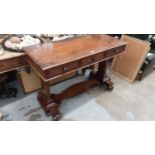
[
  {"left": 0, "top": 46, "right": 25, "bottom": 60},
  {"left": 24, "top": 35, "right": 127, "bottom": 71}
]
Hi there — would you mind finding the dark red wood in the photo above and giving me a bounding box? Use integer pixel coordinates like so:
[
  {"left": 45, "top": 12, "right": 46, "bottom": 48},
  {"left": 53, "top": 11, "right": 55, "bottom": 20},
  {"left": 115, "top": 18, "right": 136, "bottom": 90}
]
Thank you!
[
  {"left": 51, "top": 78, "right": 101, "bottom": 104},
  {"left": 94, "top": 60, "right": 114, "bottom": 90},
  {"left": 24, "top": 35, "right": 127, "bottom": 81},
  {"left": 37, "top": 80, "right": 61, "bottom": 120},
  {"left": 0, "top": 55, "right": 28, "bottom": 73},
  {"left": 24, "top": 34, "right": 127, "bottom": 120}
]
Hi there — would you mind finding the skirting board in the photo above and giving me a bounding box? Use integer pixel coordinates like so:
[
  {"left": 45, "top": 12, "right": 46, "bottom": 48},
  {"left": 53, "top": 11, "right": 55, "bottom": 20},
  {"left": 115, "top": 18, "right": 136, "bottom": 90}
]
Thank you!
[{"left": 112, "top": 35, "right": 150, "bottom": 83}]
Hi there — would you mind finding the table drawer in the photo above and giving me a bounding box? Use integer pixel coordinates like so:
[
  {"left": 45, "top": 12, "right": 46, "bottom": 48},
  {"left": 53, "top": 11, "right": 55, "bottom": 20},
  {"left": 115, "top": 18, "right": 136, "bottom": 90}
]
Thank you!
[
  {"left": 0, "top": 56, "right": 27, "bottom": 73},
  {"left": 104, "top": 49, "right": 115, "bottom": 57},
  {"left": 80, "top": 56, "right": 93, "bottom": 67},
  {"left": 46, "top": 61, "right": 79, "bottom": 78},
  {"left": 115, "top": 45, "right": 126, "bottom": 54},
  {"left": 93, "top": 53, "right": 104, "bottom": 61},
  {"left": 104, "top": 45, "right": 125, "bottom": 58},
  {"left": 63, "top": 61, "right": 79, "bottom": 73},
  {"left": 46, "top": 66, "right": 63, "bottom": 78}
]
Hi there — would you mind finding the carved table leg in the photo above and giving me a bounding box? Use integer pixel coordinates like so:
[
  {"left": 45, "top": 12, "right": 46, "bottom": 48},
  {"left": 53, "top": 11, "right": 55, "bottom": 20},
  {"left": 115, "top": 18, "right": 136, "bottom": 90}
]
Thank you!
[
  {"left": 94, "top": 60, "right": 114, "bottom": 90},
  {"left": 37, "top": 60, "right": 113, "bottom": 120},
  {"left": 37, "top": 79, "right": 61, "bottom": 121}
]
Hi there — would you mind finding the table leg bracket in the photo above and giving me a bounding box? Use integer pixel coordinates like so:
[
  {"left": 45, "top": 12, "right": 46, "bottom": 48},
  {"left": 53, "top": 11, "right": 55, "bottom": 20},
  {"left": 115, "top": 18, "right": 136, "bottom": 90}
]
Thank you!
[{"left": 37, "top": 91, "right": 61, "bottom": 120}]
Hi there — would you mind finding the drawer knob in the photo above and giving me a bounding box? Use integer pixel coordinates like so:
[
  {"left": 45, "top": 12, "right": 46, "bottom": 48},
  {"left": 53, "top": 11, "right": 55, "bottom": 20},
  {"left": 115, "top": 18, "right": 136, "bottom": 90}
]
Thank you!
[{"left": 63, "top": 66, "right": 68, "bottom": 71}]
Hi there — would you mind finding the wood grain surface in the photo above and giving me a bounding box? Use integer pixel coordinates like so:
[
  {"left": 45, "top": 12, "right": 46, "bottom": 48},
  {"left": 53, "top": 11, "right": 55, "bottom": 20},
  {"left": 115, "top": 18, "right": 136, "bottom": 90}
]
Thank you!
[{"left": 24, "top": 35, "right": 127, "bottom": 70}]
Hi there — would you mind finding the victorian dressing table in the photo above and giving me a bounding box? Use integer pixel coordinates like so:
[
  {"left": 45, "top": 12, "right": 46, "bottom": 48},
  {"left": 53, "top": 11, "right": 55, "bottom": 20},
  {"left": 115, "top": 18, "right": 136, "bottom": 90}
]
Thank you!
[{"left": 24, "top": 34, "right": 127, "bottom": 120}]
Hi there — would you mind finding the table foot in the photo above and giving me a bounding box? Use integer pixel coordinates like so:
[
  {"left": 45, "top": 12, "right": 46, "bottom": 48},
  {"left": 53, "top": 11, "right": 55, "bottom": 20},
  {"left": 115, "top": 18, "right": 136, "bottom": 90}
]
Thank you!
[
  {"left": 37, "top": 91, "right": 61, "bottom": 120},
  {"left": 103, "top": 76, "right": 114, "bottom": 90},
  {"left": 48, "top": 111, "right": 62, "bottom": 121},
  {"left": 93, "top": 60, "right": 114, "bottom": 91}
]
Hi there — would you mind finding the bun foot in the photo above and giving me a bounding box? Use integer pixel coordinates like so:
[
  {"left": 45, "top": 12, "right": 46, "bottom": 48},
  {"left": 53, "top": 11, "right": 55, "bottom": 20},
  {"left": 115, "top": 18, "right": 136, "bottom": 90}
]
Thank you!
[
  {"left": 103, "top": 76, "right": 114, "bottom": 91},
  {"left": 52, "top": 113, "right": 62, "bottom": 121},
  {"left": 47, "top": 106, "right": 61, "bottom": 121},
  {"left": 105, "top": 84, "right": 114, "bottom": 91}
]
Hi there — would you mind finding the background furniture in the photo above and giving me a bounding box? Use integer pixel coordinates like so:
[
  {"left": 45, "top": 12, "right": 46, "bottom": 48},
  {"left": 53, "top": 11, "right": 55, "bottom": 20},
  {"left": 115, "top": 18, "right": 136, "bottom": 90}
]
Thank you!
[
  {"left": 130, "top": 34, "right": 155, "bottom": 80},
  {"left": 111, "top": 34, "right": 155, "bottom": 81},
  {"left": 0, "top": 73, "right": 17, "bottom": 98},
  {"left": 112, "top": 35, "right": 150, "bottom": 82}
]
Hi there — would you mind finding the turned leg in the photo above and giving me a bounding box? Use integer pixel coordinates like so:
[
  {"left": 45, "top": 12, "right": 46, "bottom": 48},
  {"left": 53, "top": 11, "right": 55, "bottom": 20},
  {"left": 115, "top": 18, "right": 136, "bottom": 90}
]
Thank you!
[
  {"left": 37, "top": 79, "right": 61, "bottom": 121},
  {"left": 94, "top": 60, "right": 114, "bottom": 90}
]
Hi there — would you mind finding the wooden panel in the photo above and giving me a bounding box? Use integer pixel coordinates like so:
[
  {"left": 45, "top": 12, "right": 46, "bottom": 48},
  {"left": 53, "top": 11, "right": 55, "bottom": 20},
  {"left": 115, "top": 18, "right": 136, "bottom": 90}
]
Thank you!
[
  {"left": 112, "top": 35, "right": 150, "bottom": 83},
  {"left": 0, "top": 56, "right": 28, "bottom": 73},
  {"left": 18, "top": 68, "right": 42, "bottom": 93}
]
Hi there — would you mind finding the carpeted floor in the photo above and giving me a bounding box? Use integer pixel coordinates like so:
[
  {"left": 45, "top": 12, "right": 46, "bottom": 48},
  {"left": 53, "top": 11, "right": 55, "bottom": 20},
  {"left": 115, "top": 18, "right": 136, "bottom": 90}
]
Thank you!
[{"left": 0, "top": 69, "right": 155, "bottom": 121}]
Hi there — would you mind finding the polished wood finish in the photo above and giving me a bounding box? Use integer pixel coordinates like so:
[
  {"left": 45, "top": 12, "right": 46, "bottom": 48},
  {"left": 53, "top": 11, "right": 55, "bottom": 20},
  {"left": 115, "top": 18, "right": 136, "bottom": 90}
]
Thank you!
[
  {"left": 37, "top": 80, "right": 61, "bottom": 120},
  {"left": 25, "top": 35, "right": 126, "bottom": 81},
  {"left": 0, "top": 55, "right": 28, "bottom": 73},
  {"left": 24, "top": 35, "right": 127, "bottom": 120},
  {"left": 51, "top": 79, "right": 101, "bottom": 104}
]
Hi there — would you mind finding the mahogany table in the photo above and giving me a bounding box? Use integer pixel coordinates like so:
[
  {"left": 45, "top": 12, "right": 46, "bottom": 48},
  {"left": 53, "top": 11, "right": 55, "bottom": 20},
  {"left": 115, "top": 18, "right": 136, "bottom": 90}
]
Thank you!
[{"left": 24, "top": 35, "right": 127, "bottom": 120}]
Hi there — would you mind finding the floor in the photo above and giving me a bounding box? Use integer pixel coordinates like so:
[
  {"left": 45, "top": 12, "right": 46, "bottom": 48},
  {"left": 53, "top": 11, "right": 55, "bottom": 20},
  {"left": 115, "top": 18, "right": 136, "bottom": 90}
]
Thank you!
[{"left": 0, "top": 69, "right": 155, "bottom": 121}]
